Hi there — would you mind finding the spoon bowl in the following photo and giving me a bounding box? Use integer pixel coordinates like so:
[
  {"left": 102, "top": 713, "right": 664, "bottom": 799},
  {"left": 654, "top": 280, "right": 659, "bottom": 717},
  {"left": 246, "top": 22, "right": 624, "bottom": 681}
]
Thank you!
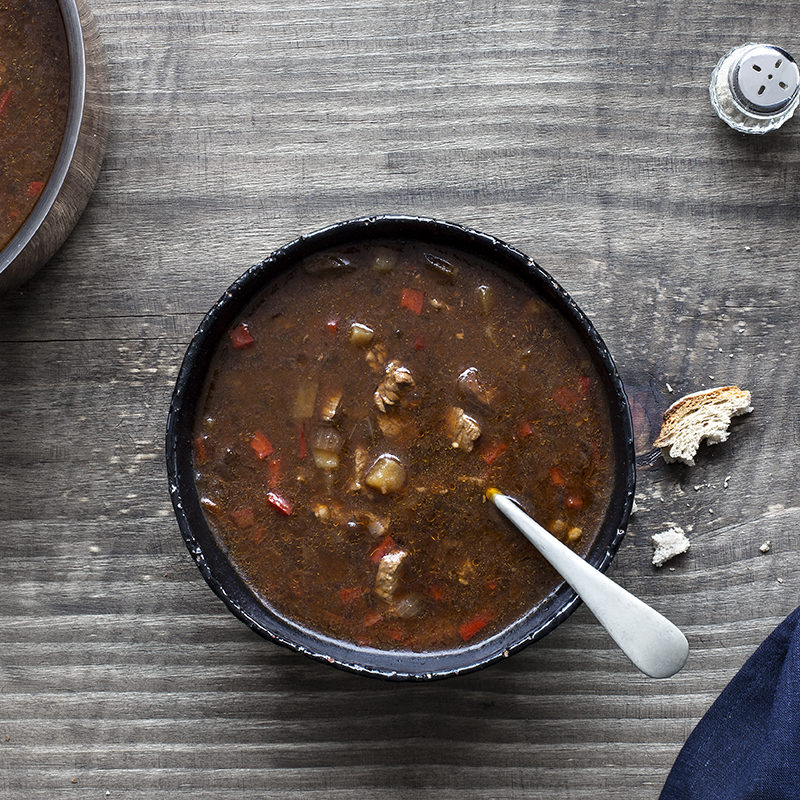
[{"left": 487, "top": 488, "right": 689, "bottom": 678}]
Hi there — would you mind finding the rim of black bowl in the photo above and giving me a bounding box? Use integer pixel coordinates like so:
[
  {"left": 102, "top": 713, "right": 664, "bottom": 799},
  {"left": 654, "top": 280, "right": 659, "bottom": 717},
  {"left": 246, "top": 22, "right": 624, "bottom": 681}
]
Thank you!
[
  {"left": 0, "top": 0, "right": 86, "bottom": 272},
  {"left": 166, "top": 215, "right": 636, "bottom": 681}
]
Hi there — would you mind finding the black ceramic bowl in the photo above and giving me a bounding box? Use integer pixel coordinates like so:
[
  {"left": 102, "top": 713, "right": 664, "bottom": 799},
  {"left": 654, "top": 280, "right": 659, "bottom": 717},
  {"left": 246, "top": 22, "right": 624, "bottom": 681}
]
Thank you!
[{"left": 166, "top": 215, "right": 636, "bottom": 680}]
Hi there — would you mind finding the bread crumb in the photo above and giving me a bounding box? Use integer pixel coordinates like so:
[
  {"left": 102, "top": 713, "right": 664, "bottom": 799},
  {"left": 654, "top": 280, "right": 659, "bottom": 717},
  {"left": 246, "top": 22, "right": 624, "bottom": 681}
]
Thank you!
[
  {"left": 777, "top": 577, "right": 784, "bottom": 584},
  {"left": 653, "top": 386, "right": 753, "bottom": 466},
  {"left": 723, "top": 475, "right": 731, "bottom": 489},
  {"left": 760, "top": 541, "right": 771, "bottom": 553},
  {"left": 652, "top": 526, "right": 690, "bottom": 567},
  {"left": 666, "top": 382, "right": 673, "bottom": 393}
]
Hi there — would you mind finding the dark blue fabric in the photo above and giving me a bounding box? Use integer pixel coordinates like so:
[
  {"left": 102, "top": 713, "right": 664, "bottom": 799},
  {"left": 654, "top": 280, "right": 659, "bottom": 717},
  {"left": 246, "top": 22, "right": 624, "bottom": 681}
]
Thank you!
[{"left": 661, "top": 605, "right": 800, "bottom": 800}]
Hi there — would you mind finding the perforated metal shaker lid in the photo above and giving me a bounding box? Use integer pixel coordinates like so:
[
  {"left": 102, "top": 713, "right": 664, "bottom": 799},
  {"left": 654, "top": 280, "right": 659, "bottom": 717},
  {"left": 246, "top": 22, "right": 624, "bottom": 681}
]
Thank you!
[{"left": 710, "top": 43, "right": 800, "bottom": 134}]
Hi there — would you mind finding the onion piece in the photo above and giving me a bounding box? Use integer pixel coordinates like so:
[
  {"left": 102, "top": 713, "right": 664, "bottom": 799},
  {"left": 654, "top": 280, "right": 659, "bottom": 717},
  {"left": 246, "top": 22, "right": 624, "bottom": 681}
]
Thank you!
[
  {"left": 311, "top": 426, "right": 344, "bottom": 471},
  {"left": 292, "top": 378, "right": 318, "bottom": 419},
  {"left": 365, "top": 454, "right": 406, "bottom": 494},
  {"left": 372, "top": 247, "right": 398, "bottom": 273}
]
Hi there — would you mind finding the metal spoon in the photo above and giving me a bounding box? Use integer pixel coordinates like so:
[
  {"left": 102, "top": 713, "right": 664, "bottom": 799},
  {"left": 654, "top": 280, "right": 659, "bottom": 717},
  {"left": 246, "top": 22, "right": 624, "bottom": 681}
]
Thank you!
[{"left": 486, "top": 488, "right": 689, "bottom": 678}]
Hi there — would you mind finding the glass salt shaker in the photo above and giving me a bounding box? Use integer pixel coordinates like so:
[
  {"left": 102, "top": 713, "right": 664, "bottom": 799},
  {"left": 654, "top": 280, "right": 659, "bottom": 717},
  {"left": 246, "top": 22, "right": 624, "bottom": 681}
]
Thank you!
[{"left": 710, "top": 43, "right": 800, "bottom": 134}]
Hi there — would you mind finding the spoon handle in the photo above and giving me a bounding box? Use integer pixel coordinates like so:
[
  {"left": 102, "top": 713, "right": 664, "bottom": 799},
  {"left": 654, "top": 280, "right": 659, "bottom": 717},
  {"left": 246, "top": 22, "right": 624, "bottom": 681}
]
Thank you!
[{"left": 488, "top": 490, "right": 689, "bottom": 678}]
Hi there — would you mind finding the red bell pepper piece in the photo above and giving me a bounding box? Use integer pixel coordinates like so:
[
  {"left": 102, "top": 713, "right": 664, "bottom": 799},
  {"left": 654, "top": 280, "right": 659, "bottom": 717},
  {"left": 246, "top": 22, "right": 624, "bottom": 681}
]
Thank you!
[
  {"left": 0, "top": 89, "right": 12, "bottom": 117},
  {"left": 458, "top": 612, "right": 493, "bottom": 642},
  {"left": 550, "top": 466, "right": 566, "bottom": 487},
  {"left": 428, "top": 584, "right": 445, "bottom": 602},
  {"left": 481, "top": 441, "right": 507, "bottom": 466},
  {"left": 400, "top": 287, "right": 424, "bottom": 315},
  {"left": 26, "top": 180, "right": 45, "bottom": 199},
  {"left": 250, "top": 430, "right": 274, "bottom": 460},
  {"left": 194, "top": 435, "right": 207, "bottom": 465},
  {"left": 229, "top": 322, "right": 255, "bottom": 349},
  {"left": 298, "top": 425, "right": 307, "bottom": 459},
  {"left": 363, "top": 610, "right": 382, "bottom": 628},
  {"left": 385, "top": 625, "right": 405, "bottom": 642},
  {"left": 565, "top": 494, "right": 584, "bottom": 510},
  {"left": 369, "top": 534, "right": 397, "bottom": 563},
  {"left": 267, "top": 491, "right": 293, "bottom": 515},
  {"left": 553, "top": 385, "right": 580, "bottom": 412},
  {"left": 338, "top": 586, "right": 364, "bottom": 605}
]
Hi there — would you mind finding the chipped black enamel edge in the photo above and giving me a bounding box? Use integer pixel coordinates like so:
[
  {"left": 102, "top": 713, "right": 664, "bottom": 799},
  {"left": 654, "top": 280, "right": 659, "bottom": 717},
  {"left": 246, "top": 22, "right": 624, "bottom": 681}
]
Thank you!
[{"left": 165, "top": 214, "right": 636, "bottom": 681}]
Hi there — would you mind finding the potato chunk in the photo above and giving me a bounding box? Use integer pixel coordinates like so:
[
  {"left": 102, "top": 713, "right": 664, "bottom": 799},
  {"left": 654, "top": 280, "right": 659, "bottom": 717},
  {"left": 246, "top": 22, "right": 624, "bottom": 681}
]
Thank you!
[
  {"left": 365, "top": 454, "right": 407, "bottom": 494},
  {"left": 349, "top": 322, "right": 375, "bottom": 347},
  {"left": 375, "top": 549, "right": 407, "bottom": 601}
]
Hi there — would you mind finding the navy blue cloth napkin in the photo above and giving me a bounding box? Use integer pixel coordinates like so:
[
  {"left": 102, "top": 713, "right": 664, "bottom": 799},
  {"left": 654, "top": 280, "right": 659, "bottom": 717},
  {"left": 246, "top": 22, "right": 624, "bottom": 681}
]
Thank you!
[{"left": 661, "top": 605, "right": 800, "bottom": 799}]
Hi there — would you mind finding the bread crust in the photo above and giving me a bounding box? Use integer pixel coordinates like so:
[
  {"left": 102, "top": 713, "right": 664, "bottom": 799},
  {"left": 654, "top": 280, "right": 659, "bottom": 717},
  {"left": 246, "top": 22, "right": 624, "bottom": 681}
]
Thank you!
[{"left": 653, "top": 385, "right": 752, "bottom": 465}]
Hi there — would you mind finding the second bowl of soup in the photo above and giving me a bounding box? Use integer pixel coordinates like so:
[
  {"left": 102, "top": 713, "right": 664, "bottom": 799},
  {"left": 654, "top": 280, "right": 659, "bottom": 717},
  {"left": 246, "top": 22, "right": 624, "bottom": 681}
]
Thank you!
[
  {"left": 0, "top": 0, "right": 108, "bottom": 294},
  {"left": 166, "top": 216, "right": 635, "bottom": 679}
]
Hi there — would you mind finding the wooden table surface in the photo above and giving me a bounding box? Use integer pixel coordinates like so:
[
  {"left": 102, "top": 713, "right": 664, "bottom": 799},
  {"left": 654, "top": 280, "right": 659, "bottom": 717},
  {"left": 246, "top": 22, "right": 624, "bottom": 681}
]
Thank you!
[{"left": 2, "top": 1, "right": 799, "bottom": 797}]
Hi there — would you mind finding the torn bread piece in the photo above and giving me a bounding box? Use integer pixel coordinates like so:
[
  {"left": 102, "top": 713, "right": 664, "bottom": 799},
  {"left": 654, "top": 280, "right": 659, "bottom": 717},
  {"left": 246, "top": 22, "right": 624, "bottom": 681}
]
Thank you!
[
  {"left": 653, "top": 386, "right": 752, "bottom": 466},
  {"left": 652, "top": 526, "right": 690, "bottom": 568}
]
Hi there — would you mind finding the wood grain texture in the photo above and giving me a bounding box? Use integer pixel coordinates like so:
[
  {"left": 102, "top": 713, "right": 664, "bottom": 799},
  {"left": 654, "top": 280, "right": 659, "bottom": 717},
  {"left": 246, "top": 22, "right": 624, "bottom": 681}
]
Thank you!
[{"left": 1, "top": 0, "right": 799, "bottom": 797}]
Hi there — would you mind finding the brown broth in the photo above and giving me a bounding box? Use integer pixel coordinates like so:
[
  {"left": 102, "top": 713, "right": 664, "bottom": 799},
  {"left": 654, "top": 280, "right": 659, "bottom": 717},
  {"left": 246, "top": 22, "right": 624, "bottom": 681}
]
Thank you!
[
  {"left": 0, "top": 0, "right": 71, "bottom": 250},
  {"left": 194, "top": 239, "right": 615, "bottom": 651}
]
